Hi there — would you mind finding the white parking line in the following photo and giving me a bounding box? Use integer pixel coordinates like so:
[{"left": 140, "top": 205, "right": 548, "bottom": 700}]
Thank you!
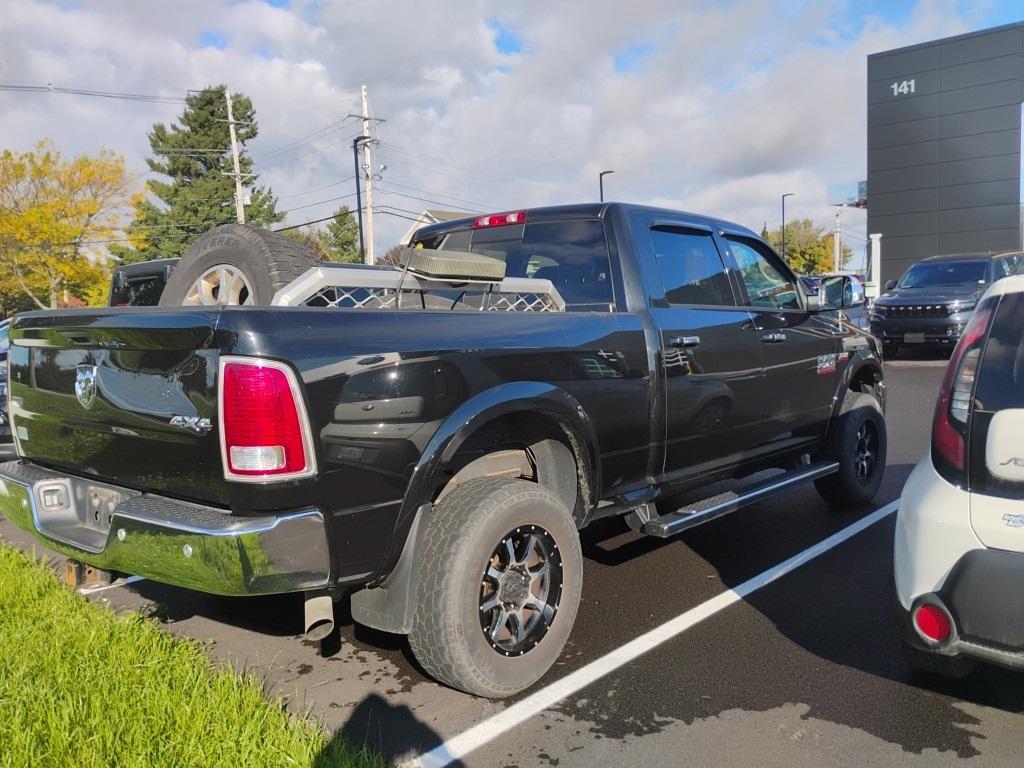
[
  {"left": 414, "top": 499, "right": 900, "bottom": 768},
  {"left": 77, "top": 575, "right": 146, "bottom": 595}
]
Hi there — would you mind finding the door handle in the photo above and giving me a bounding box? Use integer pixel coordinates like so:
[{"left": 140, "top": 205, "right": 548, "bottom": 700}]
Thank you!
[
  {"left": 761, "top": 331, "right": 787, "bottom": 344},
  {"left": 667, "top": 335, "right": 701, "bottom": 348}
]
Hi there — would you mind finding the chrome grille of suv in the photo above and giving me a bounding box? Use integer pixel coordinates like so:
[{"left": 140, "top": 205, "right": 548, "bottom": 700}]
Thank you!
[{"left": 878, "top": 304, "right": 952, "bottom": 318}]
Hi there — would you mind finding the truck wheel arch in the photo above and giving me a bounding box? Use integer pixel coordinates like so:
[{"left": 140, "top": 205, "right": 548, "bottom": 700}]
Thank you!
[{"left": 350, "top": 383, "right": 597, "bottom": 636}]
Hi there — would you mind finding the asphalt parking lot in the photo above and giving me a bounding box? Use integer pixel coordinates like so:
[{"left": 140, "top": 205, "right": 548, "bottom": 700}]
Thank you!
[{"left": 4, "top": 349, "right": 1023, "bottom": 767}]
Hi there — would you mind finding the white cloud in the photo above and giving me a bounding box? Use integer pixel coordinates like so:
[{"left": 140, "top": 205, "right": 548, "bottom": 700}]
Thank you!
[{"left": 0, "top": 0, "right": 992, "bottom": 261}]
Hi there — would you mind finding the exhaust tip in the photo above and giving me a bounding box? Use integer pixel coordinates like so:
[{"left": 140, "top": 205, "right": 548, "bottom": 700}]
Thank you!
[{"left": 304, "top": 591, "right": 335, "bottom": 642}]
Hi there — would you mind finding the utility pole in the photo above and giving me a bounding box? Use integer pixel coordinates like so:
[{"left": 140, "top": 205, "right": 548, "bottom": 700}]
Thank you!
[
  {"left": 224, "top": 87, "right": 246, "bottom": 224},
  {"left": 781, "top": 193, "right": 795, "bottom": 260},
  {"left": 352, "top": 136, "right": 372, "bottom": 261},
  {"left": 360, "top": 85, "right": 375, "bottom": 264},
  {"left": 833, "top": 206, "right": 841, "bottom": 272}
]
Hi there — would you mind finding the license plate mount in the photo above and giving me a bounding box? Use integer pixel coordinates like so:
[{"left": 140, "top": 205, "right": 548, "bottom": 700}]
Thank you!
[{"left": 904, "top": 332, "right": 926, "bottom": 344}]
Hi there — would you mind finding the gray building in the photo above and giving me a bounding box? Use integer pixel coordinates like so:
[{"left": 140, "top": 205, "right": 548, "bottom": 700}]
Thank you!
[{"left": 867, "top": 22, "right": 1024, "bottom": 284}]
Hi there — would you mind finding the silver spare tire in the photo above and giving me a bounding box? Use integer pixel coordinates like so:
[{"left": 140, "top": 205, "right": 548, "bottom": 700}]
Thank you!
[{"left": 159, "top": 223, "right": 319, "bottom": 306}]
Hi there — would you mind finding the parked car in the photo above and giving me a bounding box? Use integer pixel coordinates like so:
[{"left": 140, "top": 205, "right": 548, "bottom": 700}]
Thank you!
[
  {"left": 894, "top": 273, "right": 1024, "bottom": 677},
  {"left": 0, "top": 205, "right": 886, "bottom": 698},
  {"left": 870, "top": 252, "right": 1022, "bottom": 358},
  {"left": 108, "top": 258, "right": 179, "bottom": 307}
]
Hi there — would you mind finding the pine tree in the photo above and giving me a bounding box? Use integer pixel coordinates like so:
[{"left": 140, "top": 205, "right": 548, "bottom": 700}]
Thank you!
[
  {"left": 113, "top": 85, "right": 283, "bottom": 263},
  {"left": 281, "top": 206, "right": 361, "bottom": 263}
]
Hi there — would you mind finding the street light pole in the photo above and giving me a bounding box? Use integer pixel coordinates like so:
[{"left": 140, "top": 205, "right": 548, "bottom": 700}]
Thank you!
[
  {"left": 599, "top": 170, "right": 615, "bottom": 202},
  {"left": 781, "top": 193, "right": 795, "bottom": 260},
  {"left": 353, "top": 136, "right": 372, "bottom": 261}
]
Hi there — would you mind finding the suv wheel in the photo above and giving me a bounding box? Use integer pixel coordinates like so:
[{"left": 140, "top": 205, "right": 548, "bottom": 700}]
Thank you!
[
  {"left": 815, "top": 392, "right": 887, "bottom": 509},
  {"left": 408, "top": 477, "right": 583, "bottom": 698}
]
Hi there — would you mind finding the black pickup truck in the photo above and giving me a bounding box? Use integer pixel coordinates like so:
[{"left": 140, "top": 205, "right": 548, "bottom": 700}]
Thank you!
[{"left": 0, "top": 203, "right": 886, "bottom": 697}]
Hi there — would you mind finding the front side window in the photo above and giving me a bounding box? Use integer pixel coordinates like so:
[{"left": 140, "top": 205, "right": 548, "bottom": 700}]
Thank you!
[
  {"left": 726, "top": 237, "right": 801, "bottom": 310},
  {"left": 649, "top": 228, "right": 734, "bottom": 306}
]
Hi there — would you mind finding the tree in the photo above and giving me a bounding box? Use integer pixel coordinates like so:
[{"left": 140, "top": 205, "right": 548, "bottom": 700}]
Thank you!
[
  {"left": 761, "top": 218, "right": 852, "bottom": 275},
  {"left": 113, "top": 85, "right": 283, "bottom": 263},
  {"left": 0, "top": 141, "right": 136, "bottom": 310},
  {"left": 281, "top": 206, "right": 361, "bottom": 263}
]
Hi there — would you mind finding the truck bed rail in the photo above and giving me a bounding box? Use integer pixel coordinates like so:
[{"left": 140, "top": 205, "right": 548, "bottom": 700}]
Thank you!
[{"left": 272, "top": 263, "right": 565, "bottom": 312}]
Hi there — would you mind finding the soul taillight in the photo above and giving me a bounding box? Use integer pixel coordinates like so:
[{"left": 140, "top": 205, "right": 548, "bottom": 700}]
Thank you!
[
  {"left": 219, "top": 359, "right": 315, "bottom": 481},
  {"left": 931, "top": 305, "right": 992, "bottom": 484},
  {"left": 471, "top": 210, "right": 527, "bottom": 229}
]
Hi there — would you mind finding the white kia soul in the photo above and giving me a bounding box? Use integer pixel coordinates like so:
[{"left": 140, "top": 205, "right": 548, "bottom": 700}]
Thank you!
[{"left": 895, "top": 273, "right": 1024, "bottom": 677}]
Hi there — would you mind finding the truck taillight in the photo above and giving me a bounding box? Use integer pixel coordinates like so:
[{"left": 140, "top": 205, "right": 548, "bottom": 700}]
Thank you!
[
  {"left": 471, "top": 211, "right": 527, "bottom": 229},
  {"left": 219, "top": 358, "right": 316, "bottom": 482},
  {"left": 931, "top": 305, "right": 992, "bottom": 485}
]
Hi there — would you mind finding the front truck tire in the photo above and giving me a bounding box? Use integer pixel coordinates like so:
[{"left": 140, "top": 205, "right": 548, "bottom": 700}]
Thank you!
[
  {"left": 408, "top": 478, "right": 583, "bottom": 698},
  {"left": 815, "top": 392, "right": 887, "bottom": 509},
  {"left": 159, "top": 223, "right": 319, "bottom": 306}
]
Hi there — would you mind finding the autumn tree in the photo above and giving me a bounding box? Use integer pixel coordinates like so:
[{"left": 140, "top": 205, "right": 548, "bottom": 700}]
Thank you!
[
  {"left": 762, "top": 218, "right": 852, "bottom": 275},
  {"left": 0, "top": 141, "right": 136, "bottom": 310},
  {"left": 113, "top": 86, "right": 282, "bottom": 263},
  {"left": 281, "top": 206, "right": 361, "bottom": 263}
]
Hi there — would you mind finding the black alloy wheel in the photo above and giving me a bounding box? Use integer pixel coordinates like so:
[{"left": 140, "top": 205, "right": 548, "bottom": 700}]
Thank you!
[{"left": 479, "top": 525, "right": 563, "bottom": 657}]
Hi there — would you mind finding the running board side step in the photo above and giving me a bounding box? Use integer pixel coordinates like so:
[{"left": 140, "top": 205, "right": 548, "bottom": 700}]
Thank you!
[{"left": 642, "top": 462, "right": 840, "bottom": 539}]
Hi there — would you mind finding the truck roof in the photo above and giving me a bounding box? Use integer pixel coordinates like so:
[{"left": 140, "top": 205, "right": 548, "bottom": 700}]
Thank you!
[{"left": 413, "top": 202, "right": 760, "bottom": 240}]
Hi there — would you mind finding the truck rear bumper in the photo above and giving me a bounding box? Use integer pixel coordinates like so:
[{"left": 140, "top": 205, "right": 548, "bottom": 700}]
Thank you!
[{"left": 0, "top": 460, "right": 331, "bottom": 596}]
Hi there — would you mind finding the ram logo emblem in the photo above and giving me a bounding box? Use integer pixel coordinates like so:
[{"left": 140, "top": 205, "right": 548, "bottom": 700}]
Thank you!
[{"left": 74, "top": 365, "right": 98, "bottom": 409}]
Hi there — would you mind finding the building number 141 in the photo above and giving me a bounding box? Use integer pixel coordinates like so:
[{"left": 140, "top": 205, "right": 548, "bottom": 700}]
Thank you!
[{"left": 890, "top": 79, "right": 916, "bottom": 96}]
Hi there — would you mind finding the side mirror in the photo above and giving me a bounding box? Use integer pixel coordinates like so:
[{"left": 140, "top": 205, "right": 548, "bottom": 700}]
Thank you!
[
  {"left": 986, "top": 409, "right": 1024, "bottom": 482},
  {"left": 885, "top": 279, "right": 897, "bottom": 291},
  {"left": 818, "top": 275, "right": 863, "bottom": 310}
]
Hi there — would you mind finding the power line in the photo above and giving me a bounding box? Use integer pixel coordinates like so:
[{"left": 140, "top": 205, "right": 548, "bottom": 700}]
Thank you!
[
  {"left": 379, "top": 141, "right": 578, "bottom": 198},
  {"left": 377, "top": 178, "right": 496, "bottom": 211},
  {"left": 0, "top": 83, "right": 186, "bottom": 104},
  {"left": 375, "top": 185, "right": 479, "bottom": 214},
  {"left": 276, "top": 176, "right": 356, "bottom": 199}
]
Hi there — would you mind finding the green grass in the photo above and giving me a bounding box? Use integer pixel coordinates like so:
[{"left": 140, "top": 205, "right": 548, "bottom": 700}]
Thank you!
[{"left": 0, "top": 545, "right": 383, "bottom": 768}]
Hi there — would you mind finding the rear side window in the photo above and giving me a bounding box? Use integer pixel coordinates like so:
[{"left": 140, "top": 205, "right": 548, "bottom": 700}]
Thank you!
[
  {"left": 975, "top": 292, "right": 1024, "bottom": 413},
  {"left": 417, "top": 220, "right": 613, "bottom": 311},
  {"left": 648, "top": 228, "right": 734, "bottom": 306}
]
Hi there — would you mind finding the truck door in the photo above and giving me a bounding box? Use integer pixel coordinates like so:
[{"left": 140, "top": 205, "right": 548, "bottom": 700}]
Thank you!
[
  {"left": 721, "top": 234, "right": 840, "bottom": 454},
  {"left": 638, "top": 219, "right": 765, "bottom": 481}
]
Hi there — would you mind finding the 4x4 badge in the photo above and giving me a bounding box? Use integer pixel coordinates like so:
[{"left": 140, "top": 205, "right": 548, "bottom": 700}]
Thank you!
[
  {"left": 169, "top": 415, "right": 213, "bottom": 434},
  {"left": 74, "top": 365, "right": 98, "bottom": 409}
]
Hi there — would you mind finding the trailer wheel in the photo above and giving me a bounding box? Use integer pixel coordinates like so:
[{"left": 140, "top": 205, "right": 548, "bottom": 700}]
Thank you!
[
  {"left": 159, "top": 224, "right": 318, "bottom": 306},
  {"left": 408, "top": 477, "right": 583, "bottom": 698}
]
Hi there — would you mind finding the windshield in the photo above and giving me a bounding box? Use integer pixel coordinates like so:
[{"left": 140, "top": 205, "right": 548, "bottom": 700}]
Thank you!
[{"left": 897, "top": 261, "right": 988, "bottom": 289}]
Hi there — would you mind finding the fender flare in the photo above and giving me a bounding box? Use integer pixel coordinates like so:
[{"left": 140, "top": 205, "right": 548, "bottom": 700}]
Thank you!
[
  {"left": 829, "top": 351, "right": 885, "bottom": 426},
  {"left": 350, "top": 381, "right": 599, "bottom": 634}
]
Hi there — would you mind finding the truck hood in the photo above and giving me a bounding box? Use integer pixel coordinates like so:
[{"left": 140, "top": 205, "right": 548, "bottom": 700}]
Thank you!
[{"left": 876, "top": 285, "right": 984, "bottom": 305}]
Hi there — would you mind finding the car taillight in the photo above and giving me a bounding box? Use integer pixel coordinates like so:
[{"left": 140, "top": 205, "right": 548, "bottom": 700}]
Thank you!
[
  {"left": 219, "top": 358, "right": 316, "bottom": 482},
  {"left": 931, "top": 304, "right": 993, "bottom": 485},
  {"left": 471, "top": 210, "right": 527, "bottom": 229}
]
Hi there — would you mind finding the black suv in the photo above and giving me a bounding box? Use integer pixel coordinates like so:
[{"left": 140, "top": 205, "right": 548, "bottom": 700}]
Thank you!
[{"left": 870, "top": 252, "right": 1023, "bottom": 357}]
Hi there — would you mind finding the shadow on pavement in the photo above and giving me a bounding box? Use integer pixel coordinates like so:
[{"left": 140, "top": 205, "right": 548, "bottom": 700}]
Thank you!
[
  {"left": 332, "top": 692, "right": 462, "bottom": 766},
  {"left": 562, "top": 460, "right": 1024, "bottom": 758}
]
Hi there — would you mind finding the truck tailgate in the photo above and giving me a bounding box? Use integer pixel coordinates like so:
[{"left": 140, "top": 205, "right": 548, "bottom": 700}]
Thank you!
[{"left": 8, "top": 309, "right": 228, "bottom": 506}]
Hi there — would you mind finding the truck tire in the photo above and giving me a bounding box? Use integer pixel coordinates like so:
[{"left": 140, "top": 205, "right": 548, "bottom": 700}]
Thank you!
[
  {"left": 814, "top": 392, "right": 886, "bottom": 509},
  {"left": 408, "top": 477, "right": 583, "bottom": 698},
  {"left": 159, "top": 223, "right": 318, "bottom": 306}
]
